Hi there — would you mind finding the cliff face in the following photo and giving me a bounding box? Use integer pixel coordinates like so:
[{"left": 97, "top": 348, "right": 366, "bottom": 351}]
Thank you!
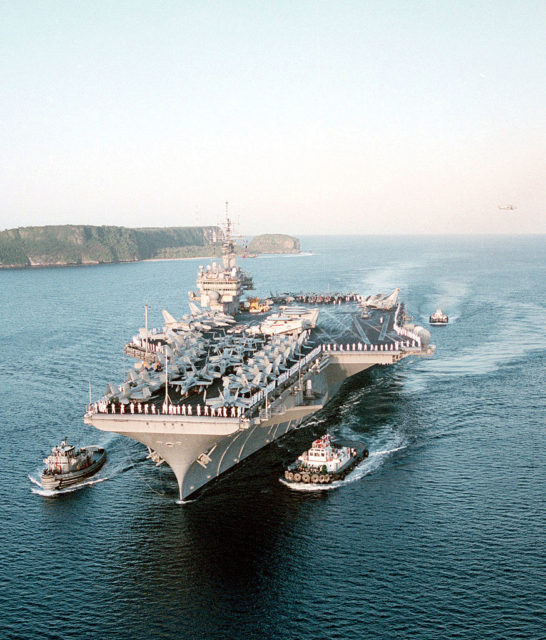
[
  {"left": 0, "top": 225, "right": 301, "bottom": 268},
  {"left": 247, "top": 234, "right": 300, "bottom": 254},
  {"left": 0, "top": 225, "right": 220, "bottom": 268}
]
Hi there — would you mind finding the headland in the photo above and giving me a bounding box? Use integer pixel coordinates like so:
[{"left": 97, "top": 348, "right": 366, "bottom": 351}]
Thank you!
[{"left": 0, "top": 224, "right": 300, "bottom": 269}]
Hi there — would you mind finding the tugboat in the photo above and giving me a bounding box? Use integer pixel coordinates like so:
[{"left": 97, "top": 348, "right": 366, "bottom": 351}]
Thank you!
[
  {"left": 283, "top": 434, "right": 368, "bottom": 485},
  {"left": 41, "top": 439, "right": 106, "bottom": 490},
  {"left": 429, "top": 308, "right": 449, "bottom": 325}
]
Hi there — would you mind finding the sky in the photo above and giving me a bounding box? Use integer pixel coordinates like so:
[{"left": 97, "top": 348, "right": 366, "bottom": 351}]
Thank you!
[{"left": 1, "top": 1, "right": 545, "bottom": 235}]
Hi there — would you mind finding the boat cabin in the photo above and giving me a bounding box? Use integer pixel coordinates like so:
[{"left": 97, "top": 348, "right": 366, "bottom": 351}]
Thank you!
[
  {"left": 297, "top": 435, "right": 352, "bottom": 473},
  {"left": 43, "top": 441, "right": 90, "bottom": 474}
]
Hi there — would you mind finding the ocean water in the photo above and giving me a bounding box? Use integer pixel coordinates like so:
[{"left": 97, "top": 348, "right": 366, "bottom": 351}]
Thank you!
[{"left": 0, "top": 235, "right": 544, "bottom": 640}]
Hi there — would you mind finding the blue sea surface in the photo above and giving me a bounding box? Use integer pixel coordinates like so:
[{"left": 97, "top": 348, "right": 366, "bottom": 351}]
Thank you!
[{"left": 0, "top": 235, "right": 544, "bottom": 639}]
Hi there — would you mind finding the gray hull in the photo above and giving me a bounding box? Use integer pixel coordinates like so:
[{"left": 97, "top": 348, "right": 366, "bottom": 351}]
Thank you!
[{"left": 85, "top": 349, "right": 415, "bottom": 500}]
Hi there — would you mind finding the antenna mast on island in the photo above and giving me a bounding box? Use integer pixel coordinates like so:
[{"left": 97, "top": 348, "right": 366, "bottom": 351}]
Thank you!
[
  {"left": 222, "top": 201, "right": 237, "bottom": 270},
  {"left": 224, "top": 201, "right": 233, "bottom": 250}
]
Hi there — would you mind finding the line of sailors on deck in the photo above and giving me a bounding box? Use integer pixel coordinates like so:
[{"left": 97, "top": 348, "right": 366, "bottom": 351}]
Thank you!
[
  {"left": 291, "top": 292, "right": 361, "bottom": 304},
  {"left": 393, "top": 320, "right": 423, "bottom": 346},
  {"left": 91, "top": 401, "right": 243, "bottom": 418},
  {"left": 323, "top": 340, "right": 418, "bottom": 352}
]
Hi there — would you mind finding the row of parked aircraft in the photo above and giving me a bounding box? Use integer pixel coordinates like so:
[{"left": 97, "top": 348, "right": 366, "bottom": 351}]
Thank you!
[
  {"left": 104, "top": 303, "right": 312, "bottom": 408},
  {"left": 162, "top": 302, "right": 236, "bottom": 332},
  {"left": 204, "top": 331, "right": 311, "bottom": 409}
]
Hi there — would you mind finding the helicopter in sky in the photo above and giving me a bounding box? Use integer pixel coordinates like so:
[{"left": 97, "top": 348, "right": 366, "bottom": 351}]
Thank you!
[{"left": 498, "top": 204, "right": 517, "bottom": 211}]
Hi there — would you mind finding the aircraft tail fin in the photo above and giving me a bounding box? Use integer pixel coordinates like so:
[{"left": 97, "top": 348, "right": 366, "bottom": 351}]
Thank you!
[
  {"left": 189, "top": 302, "right": 201, "bottom": 317},
  {"left": 106, "top": 382, "right": 117, "bottom": 397},
  {"left": 162, "top": 309, "right": 177, "bottom": 325}
]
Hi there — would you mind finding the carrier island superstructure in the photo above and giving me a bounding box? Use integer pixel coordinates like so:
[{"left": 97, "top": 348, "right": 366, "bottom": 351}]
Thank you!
[
  {"left": 189, "top": 205, "right": 254, "bottom": 315},
  {"left": 84, "top": 213, "right": 435, "bottom": 500}
]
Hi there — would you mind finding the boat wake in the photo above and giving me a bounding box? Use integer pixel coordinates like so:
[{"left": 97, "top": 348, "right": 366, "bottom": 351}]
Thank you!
[
  {"left": 360, "top": 262, "right": 420, "bottom": 295},
  {"left": 417, "top": 301, "right": 546, "bottom": 379},
  {"left": 279, "top": 442, "right": 406, "bottom": 492},
  {"left": 421, "top": 278, "right": 469, "bottom": 325},
  {"left": 29, "top": 473, "right": 110, "bottom": 497}
]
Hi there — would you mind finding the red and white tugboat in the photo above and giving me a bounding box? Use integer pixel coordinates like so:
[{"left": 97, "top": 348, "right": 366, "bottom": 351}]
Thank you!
[
  {"left": 283, "top": 434, "right": 368, "bottom": 485},
  {"left": 429, "top": 308, "right": 449, "bottom": 325},
  {"left": 41, "top": 439, "right": 106, "bottom": 490}
]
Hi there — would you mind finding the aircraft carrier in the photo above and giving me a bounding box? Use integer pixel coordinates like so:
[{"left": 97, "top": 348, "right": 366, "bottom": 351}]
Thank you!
[{"left": 84, "top": 209, "right": 435, "bottom": 501}]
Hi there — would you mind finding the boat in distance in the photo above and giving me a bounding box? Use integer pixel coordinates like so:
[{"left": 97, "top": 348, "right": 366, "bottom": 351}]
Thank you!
[
  {"left": 429, "top": 308, "right": 449, "bottom": 325},
  {"left": 84, "top": 206, "right": 436, "bottom": 501},
  {"left": 283, "top": 434, "right": 368, "bottom": 485},
  {"left": 41, "top": 440, "right": 106, "bottom": 490}
]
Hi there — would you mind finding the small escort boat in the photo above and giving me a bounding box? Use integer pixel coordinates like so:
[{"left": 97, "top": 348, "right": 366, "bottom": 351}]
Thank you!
[
  {"left": 41, "top": 439, "right": 106, "bottom": 490},
  {"left": 283, "top": 434, "right": 368, "bottom": 485},
  {"left": 429, "top": 308, "right": 449, "bottom": 325}
]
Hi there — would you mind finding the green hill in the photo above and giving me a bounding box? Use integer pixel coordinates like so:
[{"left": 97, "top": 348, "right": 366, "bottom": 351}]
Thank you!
[
  {"left": 0, "top": 225, "right": 300, "bottom": 268},
  {"left": 247, "top": 234, "right": 300, "bottom": 254},
  {"left": 0, "top": 225, "right": 220, "bottom": 268}
]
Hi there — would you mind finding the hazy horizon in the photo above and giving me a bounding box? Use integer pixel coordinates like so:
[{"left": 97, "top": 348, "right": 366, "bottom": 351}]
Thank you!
[
  {"left": 1, "top": 223, "right": 544, "bottom": 238},
  {"left": 1, "top": 2, "right": 545, "bottom": 236}
]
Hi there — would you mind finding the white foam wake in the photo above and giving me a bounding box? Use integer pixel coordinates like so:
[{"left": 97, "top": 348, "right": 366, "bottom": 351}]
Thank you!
[
  {"left": 422, "top": 278, "right": 469, "bottom": 325},
  {"left": 29, "top": 473, "right": 109, "bottom": 497},
  {"left": 418, "top": 301, "right": 546, "bottom": 379}
]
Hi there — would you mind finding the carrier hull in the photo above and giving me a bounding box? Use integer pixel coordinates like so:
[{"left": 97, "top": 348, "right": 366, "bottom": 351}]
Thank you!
[
  {"left": 85, "top": 350, "right": 413, "bottom": 500},
  {"left": 83, "top": 212, "right": 434, "bottom": 502}
]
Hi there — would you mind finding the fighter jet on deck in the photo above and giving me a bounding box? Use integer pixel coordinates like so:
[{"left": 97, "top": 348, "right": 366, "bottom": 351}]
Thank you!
[{"left": 365, "top": 288, "right": 400, "bottom": 310}]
